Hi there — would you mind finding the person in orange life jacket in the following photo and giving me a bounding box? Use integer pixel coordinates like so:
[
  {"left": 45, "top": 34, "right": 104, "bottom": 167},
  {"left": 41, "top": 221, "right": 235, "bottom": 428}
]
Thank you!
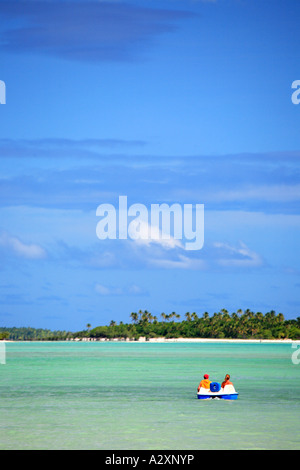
[
  {"left": 221, "top": 374, "right": 233, "bottom": 389},
  {"left": 197, "top": 374, "right": 211, "bottom": 392}
]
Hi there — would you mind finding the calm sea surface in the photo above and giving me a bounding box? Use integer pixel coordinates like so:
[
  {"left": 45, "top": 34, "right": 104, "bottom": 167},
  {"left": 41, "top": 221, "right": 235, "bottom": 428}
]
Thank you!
[{"left": 0, "top": 341, "right": 299, "bottom": 450}]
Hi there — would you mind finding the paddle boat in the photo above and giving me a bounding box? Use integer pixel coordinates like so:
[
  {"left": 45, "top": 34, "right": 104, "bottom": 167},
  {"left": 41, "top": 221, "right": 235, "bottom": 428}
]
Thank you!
[{"left": 197, "top": 382, "right": 238, "bottom": 400}]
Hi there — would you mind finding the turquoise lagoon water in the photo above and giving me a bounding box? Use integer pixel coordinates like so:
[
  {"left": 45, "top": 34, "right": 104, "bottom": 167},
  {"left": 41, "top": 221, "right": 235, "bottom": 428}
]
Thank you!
[{"left": 0, "top": 341, "right": 299, "bottom": 450}]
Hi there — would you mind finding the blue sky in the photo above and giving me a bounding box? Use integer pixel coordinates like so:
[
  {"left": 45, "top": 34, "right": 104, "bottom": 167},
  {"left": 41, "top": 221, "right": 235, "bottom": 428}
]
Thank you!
[{"left": 0, "top": 0, "right": 300, "bottom": 330}]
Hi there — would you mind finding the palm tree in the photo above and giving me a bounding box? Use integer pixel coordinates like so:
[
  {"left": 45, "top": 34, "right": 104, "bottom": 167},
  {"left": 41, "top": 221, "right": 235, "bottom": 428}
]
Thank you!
[
  {"left": 265, "top": 310, "right": 276, "bottom": 327},
  {"left": 231, "top": 312, "right": 239, "bottom": 321},
  {"left": 203, "top": 312, "right": 209, "bottom": 320},
  {"left": 185, "top": 312, "right": 192, "bottom": 322},
  {"left": 138, "top": 309, "right": 144, "bottom": 322},
  {"left": 220, "top": 308, "right": 229, "bottom": 316},
  {"left": 169, "top": 312, "right": 178, "bottom": 322},
  {"left": 86, "top": 323, "right": 91, "bottom": 332},
  {"left": 211, "top": 312, "right": 219, "bottom": 323},
  {"left": 140, "top": 310, "right": 151, "bottom": 324},
  {"left": 228, "top": 312, "right": 239, "bottom": 338},
  {"left": 277, "top": 313, "right": 284, "bottom": 323},
  {"left": 255, "top": 312, "right": 264, "bottom": 321},
  {"left": 221, "top": 309, "right": 230, "bottom": 322},
  {"left": 245, "top": 309, "right": 254, "bottom": 319},
  {"left": 148, "top": 313, "right": 154, "bottom": 323},
  {"left": 130, "top": 312, "right": 138, "bottom": 324}
]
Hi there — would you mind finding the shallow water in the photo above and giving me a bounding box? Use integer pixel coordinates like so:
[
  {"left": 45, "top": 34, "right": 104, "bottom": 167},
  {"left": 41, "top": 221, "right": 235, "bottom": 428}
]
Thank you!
[{"left": 0, "top": 341, "right": 299, "bottom": 449}]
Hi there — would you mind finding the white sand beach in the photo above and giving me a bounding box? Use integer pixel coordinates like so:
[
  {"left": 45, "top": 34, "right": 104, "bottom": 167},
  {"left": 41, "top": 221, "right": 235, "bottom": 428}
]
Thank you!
[
  {"left": 144, "top": 337, "right": 297, "bottom": 343},
  {"left": 76, "top": 336, "right": 298, "bottom": 343}
]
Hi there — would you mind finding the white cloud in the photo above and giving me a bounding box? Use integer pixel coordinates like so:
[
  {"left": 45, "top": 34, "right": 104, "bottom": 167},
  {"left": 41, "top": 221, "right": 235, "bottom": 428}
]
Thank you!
[
  {"left": 0, "top": 232, "right": 46, "bottom": 259},
  {"left": 95, "top": 284, "right": 123, "bottom": 296},
  {"left": 130, "top": 220, "right": 184, "bottom": 250},
  {"left": 213, "top": 241, "right": 263, "bottom": 268},
  {"left": 95, "top": 283, "right": 146, "bottom": 296},
  {"left": 150, "top": 254, "right": 206, "bottom": 270},
  {"left": 128, "top": 284, "right": 144, "bottom": 295}
]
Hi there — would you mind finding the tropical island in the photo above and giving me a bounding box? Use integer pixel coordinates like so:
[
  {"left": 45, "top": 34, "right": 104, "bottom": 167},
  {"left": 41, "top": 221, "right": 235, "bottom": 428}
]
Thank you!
[{"left": 1, "top": 309, "right": 300, "bottom": 341}]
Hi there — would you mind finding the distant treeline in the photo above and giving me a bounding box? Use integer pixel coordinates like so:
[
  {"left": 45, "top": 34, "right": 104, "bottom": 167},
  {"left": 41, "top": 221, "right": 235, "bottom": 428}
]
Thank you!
[
  {"left": 1, "top": 309, "right": 300, "bottom": 341},
  {"left": 0, "top": 327, "right": 72, "bottom": 341}
]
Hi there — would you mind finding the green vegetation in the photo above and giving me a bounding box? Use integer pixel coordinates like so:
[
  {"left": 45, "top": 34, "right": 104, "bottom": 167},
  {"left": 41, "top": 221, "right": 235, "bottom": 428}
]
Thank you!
[
  {"left": 0, "top": 331, "right": 9, "bottom": 340},
  {"left": 0, "top": 327, "right": 72, "bottom": 341},
  {"left": 1, "top": 309, "right": 300, "bottom": 341}
]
